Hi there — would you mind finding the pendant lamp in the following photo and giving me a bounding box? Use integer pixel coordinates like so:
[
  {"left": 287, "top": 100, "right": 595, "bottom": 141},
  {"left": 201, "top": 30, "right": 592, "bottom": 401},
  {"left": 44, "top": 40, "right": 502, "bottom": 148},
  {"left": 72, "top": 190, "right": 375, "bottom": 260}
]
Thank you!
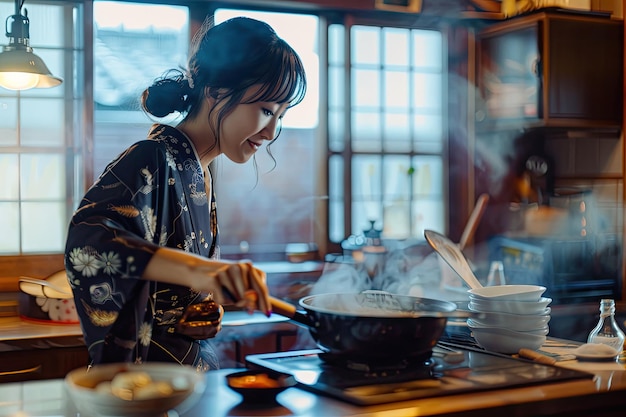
[{"left": 0, "top": 0, "right": 62, "bottom": 90}]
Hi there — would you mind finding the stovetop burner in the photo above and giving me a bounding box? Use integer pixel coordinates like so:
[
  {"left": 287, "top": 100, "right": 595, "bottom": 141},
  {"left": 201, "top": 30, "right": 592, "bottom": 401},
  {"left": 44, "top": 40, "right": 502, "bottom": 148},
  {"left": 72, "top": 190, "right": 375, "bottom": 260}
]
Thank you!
[
  {"left": 245, "top": 343, "right": 594, "bottom": 406},
  {"left": 318, "top": 351, "right": 434, "bottom": 374}
]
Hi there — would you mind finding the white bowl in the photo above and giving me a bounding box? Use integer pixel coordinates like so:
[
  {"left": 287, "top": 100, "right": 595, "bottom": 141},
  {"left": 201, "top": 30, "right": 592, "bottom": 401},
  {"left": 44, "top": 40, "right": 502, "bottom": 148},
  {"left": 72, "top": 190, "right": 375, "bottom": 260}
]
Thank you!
[
  {"left": 468, "top": 308, "right": 551, "bottom": 332},
  {"left": 467, "top": 318, "right": 549, "bottom": 335},
  {"left": 468, "top": 285, "right": 546, "bottom": 301},
  {"left": 469, "top": 326, "right": 547, "bottom": 354},
  {"left": 65, "top": 363, "right": 206, "bottom": 417},
  {"left": 468, "top": 297, "right": 552, "bottom": 315}
]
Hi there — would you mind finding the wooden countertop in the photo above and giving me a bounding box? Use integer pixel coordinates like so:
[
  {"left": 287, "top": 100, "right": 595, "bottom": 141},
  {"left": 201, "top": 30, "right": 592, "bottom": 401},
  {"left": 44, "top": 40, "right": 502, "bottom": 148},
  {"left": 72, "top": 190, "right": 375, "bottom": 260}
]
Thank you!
[
  {"left": 1, "top": 361, "right": 625, "bottom": 417},
  {"left": 0, "top": 311, "right": 293, "bottom": 352}
]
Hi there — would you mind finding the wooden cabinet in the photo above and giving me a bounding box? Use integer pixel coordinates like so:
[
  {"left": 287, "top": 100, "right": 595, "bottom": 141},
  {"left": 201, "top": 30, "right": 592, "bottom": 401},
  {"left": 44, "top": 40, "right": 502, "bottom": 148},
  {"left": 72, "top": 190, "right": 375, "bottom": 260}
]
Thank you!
[
  {"left": 0, "top": 346, "right": 89, "bottom": 383},
  {"left": 476, "top": 11, "right": 623, "bottom": 130}
]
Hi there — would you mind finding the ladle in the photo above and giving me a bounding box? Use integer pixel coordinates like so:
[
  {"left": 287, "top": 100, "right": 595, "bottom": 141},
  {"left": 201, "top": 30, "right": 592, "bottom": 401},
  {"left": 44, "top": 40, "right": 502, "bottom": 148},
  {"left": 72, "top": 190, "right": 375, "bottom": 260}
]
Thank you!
[{"left": 424, "top": 229, "right": 483, "bottom": 290}]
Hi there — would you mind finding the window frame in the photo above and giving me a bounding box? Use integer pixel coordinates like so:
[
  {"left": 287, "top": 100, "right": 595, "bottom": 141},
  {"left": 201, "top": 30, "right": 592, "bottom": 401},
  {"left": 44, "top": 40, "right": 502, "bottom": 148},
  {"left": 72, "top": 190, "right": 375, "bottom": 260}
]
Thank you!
[
  {"left": 325, "top": 14, "right": 449, "bottom": 253},
  {"left": 0, "top": 0, "right": 92, "bottom": 291}
]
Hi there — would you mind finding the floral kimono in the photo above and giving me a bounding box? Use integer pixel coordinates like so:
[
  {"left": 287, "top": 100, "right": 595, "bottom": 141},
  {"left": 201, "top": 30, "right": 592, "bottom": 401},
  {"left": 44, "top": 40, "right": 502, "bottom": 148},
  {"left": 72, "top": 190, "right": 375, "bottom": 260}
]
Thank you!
[{"left": 65, "top": 124, "right": 219, "bottom": 370}]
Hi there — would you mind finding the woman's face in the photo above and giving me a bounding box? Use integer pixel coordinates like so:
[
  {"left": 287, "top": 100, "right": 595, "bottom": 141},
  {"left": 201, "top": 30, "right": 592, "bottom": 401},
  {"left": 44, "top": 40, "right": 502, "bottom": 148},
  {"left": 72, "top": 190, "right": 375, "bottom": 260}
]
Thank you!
[{"left": 217, "top": 85, "right": 290, "bottom": 164}]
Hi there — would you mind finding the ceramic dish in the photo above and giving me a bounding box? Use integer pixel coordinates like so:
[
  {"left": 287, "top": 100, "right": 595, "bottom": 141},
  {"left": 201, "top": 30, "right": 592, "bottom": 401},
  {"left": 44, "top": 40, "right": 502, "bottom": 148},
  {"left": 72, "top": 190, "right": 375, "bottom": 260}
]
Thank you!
[
  {"left": 468, "top": 297, "right": 552, "bottom": 315},
  {"left": 468, "top": 285, "right": 546, "bottom": 302},
  {"left": 226, "top": 369, "right": 296, "bottom": 404}
]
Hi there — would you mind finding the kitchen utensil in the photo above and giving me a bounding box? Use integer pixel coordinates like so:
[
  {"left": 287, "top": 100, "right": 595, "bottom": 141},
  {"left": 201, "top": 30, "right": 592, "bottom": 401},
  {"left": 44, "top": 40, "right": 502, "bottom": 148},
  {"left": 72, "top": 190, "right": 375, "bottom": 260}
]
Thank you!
[
  {"left": 269, "top": 292, "right": 472, "bottom": 361},
  {"left": 458, "top": 193, "right": 489, "bottom": 250},
  {"left": 424, "top": 229, "right": 483, "bottom": 290}
]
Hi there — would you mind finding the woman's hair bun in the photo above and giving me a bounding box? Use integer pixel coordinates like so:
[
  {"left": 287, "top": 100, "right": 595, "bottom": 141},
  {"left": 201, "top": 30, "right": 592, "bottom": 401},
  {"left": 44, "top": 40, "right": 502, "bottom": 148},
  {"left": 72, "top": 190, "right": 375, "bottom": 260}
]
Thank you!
[{"left": 143, "top": 72, "right": 192, "bottom": 117}]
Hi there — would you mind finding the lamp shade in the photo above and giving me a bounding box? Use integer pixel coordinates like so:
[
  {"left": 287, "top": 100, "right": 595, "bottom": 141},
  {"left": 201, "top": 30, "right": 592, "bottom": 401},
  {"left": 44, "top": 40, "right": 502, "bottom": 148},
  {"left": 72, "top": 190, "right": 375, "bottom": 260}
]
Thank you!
[{"left": 0, "top": 47, "right": 63, "bottom": 90}]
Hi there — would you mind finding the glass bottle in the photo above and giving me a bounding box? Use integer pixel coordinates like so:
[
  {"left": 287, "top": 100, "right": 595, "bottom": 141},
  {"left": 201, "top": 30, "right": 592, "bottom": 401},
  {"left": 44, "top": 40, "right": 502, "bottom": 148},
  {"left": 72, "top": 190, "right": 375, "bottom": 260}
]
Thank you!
[{"left": 587, "top": 299, "right": 625, "bottom": 353}]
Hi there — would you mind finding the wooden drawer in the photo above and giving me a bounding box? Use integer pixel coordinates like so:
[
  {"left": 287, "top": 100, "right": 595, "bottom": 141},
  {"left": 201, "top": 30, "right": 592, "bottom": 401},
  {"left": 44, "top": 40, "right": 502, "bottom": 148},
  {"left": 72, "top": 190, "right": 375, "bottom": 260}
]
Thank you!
[{"left": 0, "top": 346, "right": 89, "bottom": 383}]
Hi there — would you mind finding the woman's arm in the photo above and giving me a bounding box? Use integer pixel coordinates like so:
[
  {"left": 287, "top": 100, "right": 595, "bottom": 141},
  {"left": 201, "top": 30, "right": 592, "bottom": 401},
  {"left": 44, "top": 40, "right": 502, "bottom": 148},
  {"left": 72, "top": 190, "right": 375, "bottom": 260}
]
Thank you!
[{"left": 143, "top": 246, "right": 271, "bottom": 316}]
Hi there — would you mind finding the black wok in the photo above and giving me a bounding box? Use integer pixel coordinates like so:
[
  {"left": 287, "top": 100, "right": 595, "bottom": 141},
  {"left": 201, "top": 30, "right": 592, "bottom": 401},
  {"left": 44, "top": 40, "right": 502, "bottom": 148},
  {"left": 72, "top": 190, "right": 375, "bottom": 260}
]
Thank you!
[{"left": 270, "top": 292, "right": 469, "bottom": 361}]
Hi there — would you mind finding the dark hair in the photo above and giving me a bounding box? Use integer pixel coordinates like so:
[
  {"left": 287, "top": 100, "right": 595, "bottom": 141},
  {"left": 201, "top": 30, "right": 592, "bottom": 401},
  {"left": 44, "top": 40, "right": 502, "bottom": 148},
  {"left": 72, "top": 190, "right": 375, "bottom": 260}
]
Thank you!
[{"left": 141, "top": 16, "right": 307, "bottom": 151}]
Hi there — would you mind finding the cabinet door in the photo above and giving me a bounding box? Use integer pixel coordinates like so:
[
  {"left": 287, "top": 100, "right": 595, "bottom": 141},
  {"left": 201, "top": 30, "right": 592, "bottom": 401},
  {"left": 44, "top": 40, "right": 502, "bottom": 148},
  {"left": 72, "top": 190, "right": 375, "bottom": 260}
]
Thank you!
[
  {"left": 478, "top": 24, "right": 540, "bottom": 124},
  {"left": 477, "top": 12, "right": 623, "bottom": 130},
  {"left": 0, "top": 346, "right": 89, "bottom": 383},
  {"left": 546, "top": 17, "right": 623, "bottom": 124}
]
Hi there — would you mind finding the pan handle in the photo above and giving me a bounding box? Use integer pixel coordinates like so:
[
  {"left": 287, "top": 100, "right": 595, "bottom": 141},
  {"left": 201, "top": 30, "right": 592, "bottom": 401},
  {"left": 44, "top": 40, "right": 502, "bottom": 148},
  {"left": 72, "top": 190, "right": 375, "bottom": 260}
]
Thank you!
[{"left": 269, "top": 296, "right": 311, "bottom": 327}]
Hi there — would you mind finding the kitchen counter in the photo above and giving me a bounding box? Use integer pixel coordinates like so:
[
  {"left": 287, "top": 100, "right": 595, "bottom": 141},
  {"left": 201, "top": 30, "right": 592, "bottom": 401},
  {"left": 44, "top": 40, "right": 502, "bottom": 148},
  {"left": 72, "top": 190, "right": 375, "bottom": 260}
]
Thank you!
[{"left": 1, "top": 352, "right": 625, "bottom": 417}]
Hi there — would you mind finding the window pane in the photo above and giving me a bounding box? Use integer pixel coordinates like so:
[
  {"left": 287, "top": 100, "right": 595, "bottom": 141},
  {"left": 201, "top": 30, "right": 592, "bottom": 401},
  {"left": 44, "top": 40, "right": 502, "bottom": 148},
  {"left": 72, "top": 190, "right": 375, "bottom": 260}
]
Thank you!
[
  {"left": 384, "top": 70, "right": 409, "bottom": 108},
  {"left": 413, "top": 30, "right": 443, "bottom": 69},
  {"left": 413, "top": 73, "right": 442, "bottom": 109},
  {"left": 352, "top": 26, "right": 380, "bottom": 65},
  {"left": 384, "top": 28, "right": 410, "bottom": 67},
  {"left": 353, "top": 69, "right": 380, "bottom": 108},
  {"left": 383, "top": 112, "right": 410, "bottom": 152},
  {"left": 20, "top": 98, "right": 65, "bottom": 146},
  {"left": 21, "top": 202, "right": 66, "bottom": 252},
  {"left": 0, "top": 98, "right": 17, "bottom": 146},
  {"left": 329, "top": 24, "right": 345, "bottom": 65},
  {"left": 382, "top": 156, "right": 411, "bottom": 239},
  {"left": 412, "top": 155, "right": 444, "bottom": 237},
  {"left": 328, "top": 66, "right": 344, "bottom": 108},
  {"left": 352, "top": 111, "right": 381, "bottom": 152},
  {"left": 0, "top": 155, "right": 18, "bottom": 199},
  {"left": 21, "top": 154, "right": 65, "bottom": 200},
  {"left": 328, "top": 155, "right": 344, "bottom": 242},
  {"left": 328, "top": 109, "right": 345, "bottom": 152},
  {"left": 352, "top": 156, "right": 382, "bottom": 225},
  {"left": 412, "top": 113, "right": 443, "bottom": 148},
  {"left": 25, "top": 4, "right": 65, "bottom": 48},
  {"left": 0, "top": 202, "right": 19, "bottom": 254}
]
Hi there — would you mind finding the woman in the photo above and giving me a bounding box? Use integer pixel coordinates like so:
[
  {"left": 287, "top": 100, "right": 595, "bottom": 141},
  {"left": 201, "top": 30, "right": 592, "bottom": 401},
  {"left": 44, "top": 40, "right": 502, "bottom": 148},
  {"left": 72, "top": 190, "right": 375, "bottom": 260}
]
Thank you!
[{"left": 65, "top": 16, "right": 307, "bottom": 370}]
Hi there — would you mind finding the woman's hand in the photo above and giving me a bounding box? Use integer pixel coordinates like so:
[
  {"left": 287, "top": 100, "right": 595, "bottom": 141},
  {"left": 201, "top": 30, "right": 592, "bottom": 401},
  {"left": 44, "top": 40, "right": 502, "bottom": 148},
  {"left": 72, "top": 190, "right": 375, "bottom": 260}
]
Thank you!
[{"left": 212, "top": 261, "right": 271, "bottom": 316}]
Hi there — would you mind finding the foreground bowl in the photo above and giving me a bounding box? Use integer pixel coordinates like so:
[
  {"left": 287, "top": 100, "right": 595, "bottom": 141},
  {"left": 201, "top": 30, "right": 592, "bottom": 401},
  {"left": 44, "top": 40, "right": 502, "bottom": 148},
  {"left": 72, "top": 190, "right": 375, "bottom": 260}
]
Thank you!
[
  {"left": 65, "top": 362, "right": 205, "bottom": 417},
  {"left": 468, "top": 297, "right": 552, "bottom": 315},
  {"left": 226, "top": 369, "right": 296, "bottom": 404},
  {"left": 468, "top": 308, "right": 551, "bottom": 332},
  {"left": 469, "top": 325, "right": 547, "bottom": 354},
  {"left": 468, "top": 285, "right": 546, "bottom": 301}
]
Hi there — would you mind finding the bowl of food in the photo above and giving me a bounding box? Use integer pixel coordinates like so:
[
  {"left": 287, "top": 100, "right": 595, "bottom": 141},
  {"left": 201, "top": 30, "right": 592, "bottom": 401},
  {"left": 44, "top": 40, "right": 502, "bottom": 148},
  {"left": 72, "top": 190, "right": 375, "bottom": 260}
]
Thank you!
[
  {"left": 225, "top": 369, "right": 296, "bottom": 404},
  {"left": 65, "top": 363, "right": 205, "bottom": 417},
  {"left": 468, "top": 285, "right": 546, "bottom": 302}
]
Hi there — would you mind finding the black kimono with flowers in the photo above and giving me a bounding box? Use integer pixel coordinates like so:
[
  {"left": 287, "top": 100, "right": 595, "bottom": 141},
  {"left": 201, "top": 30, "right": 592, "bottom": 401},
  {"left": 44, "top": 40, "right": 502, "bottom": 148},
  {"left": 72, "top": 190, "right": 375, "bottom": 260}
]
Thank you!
[{"left": 65, "top": 124, "right": 219, "bottom": 369}]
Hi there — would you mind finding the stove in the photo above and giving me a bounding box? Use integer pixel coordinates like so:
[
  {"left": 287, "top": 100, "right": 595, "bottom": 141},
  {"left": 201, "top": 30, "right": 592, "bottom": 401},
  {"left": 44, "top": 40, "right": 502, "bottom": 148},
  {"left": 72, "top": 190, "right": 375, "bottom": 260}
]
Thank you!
[{"left": 245, "top": 343, "right": 593, "bottom": 405}]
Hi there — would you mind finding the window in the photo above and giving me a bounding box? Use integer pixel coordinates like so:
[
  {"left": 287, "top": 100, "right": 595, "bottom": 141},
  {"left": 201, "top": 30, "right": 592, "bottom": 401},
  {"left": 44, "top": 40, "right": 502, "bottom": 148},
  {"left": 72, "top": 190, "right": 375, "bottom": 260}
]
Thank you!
[
  {"left": 0, "top": 0, "right": 84, "bottom": 255},
  {"left": 328, "top": 23, "right": 446, "bottom": 243},
  {"left": 93, "top": 1, "right": 189, "bottom": 180}
]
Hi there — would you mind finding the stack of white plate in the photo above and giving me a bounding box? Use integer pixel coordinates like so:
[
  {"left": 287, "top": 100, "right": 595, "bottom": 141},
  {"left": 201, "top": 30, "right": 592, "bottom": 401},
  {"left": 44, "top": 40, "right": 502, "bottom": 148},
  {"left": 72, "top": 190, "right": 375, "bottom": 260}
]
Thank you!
[{"left": 467, "top": 285, "right": 551, "bottom": 354}]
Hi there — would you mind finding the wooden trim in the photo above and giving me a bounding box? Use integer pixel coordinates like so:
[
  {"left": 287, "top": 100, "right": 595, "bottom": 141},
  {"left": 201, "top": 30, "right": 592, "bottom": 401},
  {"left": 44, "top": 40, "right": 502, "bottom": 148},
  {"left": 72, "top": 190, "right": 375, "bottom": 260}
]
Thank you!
[{"left": 0, "top": 255, "right": 65, "bottom": 292}]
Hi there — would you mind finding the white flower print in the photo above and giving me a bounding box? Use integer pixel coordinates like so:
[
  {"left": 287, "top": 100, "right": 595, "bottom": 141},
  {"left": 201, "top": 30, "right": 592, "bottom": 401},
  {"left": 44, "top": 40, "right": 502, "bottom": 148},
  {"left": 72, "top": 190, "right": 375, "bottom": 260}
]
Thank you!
[
  {"left": 141, "top": 206, "right": 157, "bottom": 241},
  {"left": 165, "top": 149, "right": 177, "bottom": 170},
  {"left": 69, "top": 247, "right": 101, "bottom": 277},
  {"left": 100, "top": 251, "right": 122, "bottom": 275},
  {"left": 138, "top": 322, "right": 152, "bottom": 346}
]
